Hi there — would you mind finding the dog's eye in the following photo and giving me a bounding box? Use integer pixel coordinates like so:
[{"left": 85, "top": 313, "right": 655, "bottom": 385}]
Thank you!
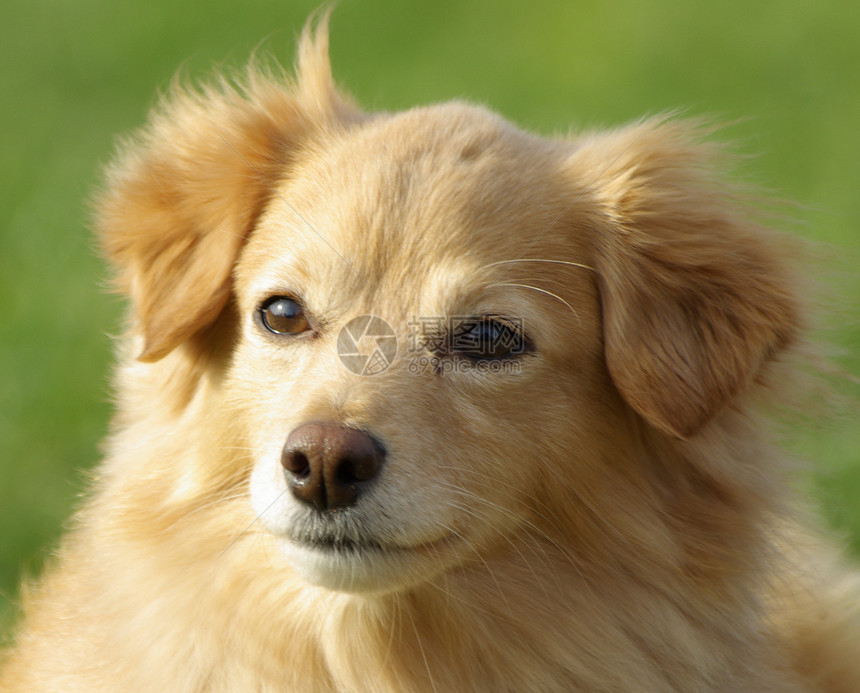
[
  {"left": 259, "top": 297, "right": 311, "bottom": 335},
  {"left": 451, "top": 317, "right": 527, "bottom": 360}
]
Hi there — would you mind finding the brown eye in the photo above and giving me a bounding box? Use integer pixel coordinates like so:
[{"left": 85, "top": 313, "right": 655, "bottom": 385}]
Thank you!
[{"left": 259, "top": 297, "right": 310, "bottom": 335}]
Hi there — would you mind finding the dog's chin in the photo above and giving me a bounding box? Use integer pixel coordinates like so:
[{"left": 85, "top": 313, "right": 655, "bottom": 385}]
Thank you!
[{"left": 278, "top": 535, "right": 455, "bottom": 594}]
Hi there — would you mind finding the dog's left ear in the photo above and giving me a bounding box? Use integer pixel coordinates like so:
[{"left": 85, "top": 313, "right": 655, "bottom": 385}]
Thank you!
[
  {"left": 577, "top": 119, "right": 800, "bottom": 439},
  {"left": 96, "top": 19, "right": 357, "bottom": 362}
]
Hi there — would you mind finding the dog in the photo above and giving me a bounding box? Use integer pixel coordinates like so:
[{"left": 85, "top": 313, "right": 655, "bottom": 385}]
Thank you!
[{"left": 2, "top": 18, "right": 859, "bottom": 692}]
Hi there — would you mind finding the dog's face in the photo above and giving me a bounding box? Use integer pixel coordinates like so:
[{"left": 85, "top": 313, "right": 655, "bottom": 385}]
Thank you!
[
  {"left": 231, "top": 104, "right": 613, "bottom": 591},
  {"left": 98, "top": 33, "right": 798, "bottom": 596}
]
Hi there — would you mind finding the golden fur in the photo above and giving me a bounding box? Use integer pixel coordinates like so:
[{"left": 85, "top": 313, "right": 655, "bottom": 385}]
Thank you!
[{"left": 3, "top": 19, "right": 859, "bottom": 692}]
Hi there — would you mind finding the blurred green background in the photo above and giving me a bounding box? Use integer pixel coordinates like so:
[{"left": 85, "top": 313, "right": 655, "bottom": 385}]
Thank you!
[{"left": 1, "top": 0, "right": 858, "bottom": 633}]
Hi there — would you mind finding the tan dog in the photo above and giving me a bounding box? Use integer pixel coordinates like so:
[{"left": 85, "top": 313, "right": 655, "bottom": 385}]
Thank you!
[{"left": 2, "top": 19, "right": 859, "bottom": 692}]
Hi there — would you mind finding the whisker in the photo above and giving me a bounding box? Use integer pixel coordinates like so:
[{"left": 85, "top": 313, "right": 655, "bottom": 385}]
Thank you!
[
  {"left": 482, "top": 258, "right": 595, "bottom": 273},
  {"left": 405, "top": 602, "right": 439, "bottom": 693},
  {"left": 436, "top": 464, "right": 562, "bottom": 519},
  {"left": 434, "top": 483, "right": 572, "bottom": 581},
  {"left": 159, "top": 491, "right": 249, "bottom": 535},
  {"left": 494, "top": 282, "right": 581, "bottom": 325},
  {"left": 215, "top": 488, "right": 287, "bottom": 560},
  {"left": 493, "top": 126, "right": 647, "bottom": 280},
  {"left": 437, "top": 459, "right": 629, "bottom": 548},
  {"left": 464, "top": 520, "right": 554, "bottom": 600}
]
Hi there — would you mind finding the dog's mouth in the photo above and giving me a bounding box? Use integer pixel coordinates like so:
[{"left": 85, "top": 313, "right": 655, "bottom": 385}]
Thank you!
[
  {"left": 289, "top": 528, "right": 448, "bottom": 556},
  {"left": 281, "top": 522, "right": 460, "bottom": 592},
  {"left": 286, "top": 512, "right": 450, "bottom": 555},
  {"left": 297, "top": 534, "right": 387, "bottom": 554}
]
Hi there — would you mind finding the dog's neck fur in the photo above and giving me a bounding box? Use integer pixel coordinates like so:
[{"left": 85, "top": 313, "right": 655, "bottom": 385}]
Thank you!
[{"left": 144, "top": 523, "right": 788, "bottom": 693}]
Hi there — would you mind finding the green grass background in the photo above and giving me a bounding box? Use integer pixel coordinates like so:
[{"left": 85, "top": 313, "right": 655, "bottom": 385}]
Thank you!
[{"left": 1, "top": 0, "right": 858, "bottom": 633}]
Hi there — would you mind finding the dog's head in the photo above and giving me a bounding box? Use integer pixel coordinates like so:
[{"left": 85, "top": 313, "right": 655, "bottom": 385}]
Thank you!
[{"left": 97, "top": 22, "right": 799, "bottom": 593}]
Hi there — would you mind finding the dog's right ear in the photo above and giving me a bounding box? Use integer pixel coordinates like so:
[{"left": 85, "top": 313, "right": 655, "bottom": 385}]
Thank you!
[{"left": 96, "top": 19, "right": 359, "bottom": 362}]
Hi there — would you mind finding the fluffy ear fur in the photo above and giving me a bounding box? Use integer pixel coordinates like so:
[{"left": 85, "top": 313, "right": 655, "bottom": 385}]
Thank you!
[
  {"left": 96, "top": 19, "right": 358, "bottom": 362},
  {"left": 578, "top": 119, "right": 800, "bottom": 439}
]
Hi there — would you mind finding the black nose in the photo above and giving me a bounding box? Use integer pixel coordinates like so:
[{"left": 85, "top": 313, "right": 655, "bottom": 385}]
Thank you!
[{"left": 281, "top": 422, "right": 385, "bottom": 511}]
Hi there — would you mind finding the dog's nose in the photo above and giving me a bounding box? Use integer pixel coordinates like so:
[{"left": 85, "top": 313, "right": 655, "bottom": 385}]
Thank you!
[{"left": 281, "top": 422, "right": 384, "bottom": 511}]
